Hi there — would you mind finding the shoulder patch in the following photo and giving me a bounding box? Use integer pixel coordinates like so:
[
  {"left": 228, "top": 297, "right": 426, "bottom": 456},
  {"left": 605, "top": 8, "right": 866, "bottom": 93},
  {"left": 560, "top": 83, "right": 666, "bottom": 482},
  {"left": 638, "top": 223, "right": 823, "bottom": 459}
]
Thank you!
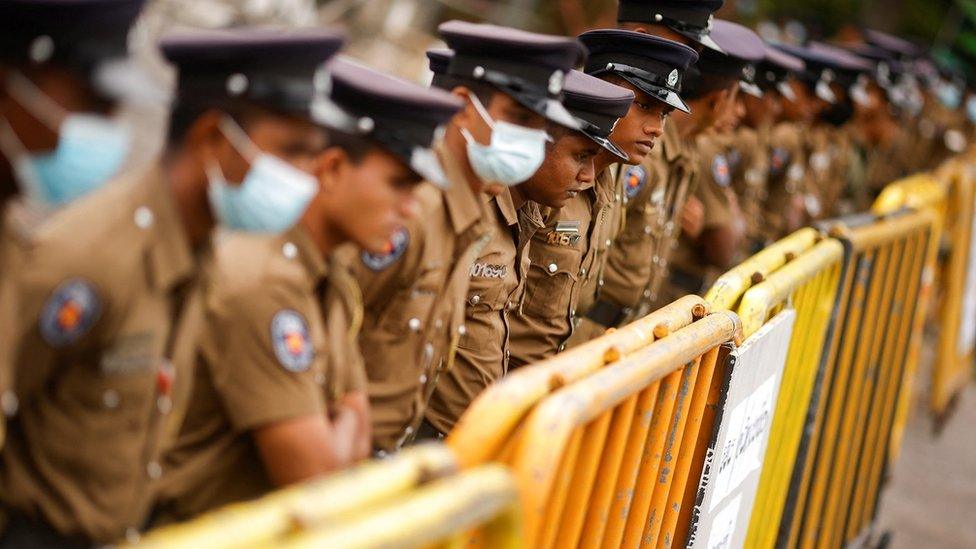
[
  {"left": 40, "top": 279, "right": 101, "bottom": 347},
  {"left": 711, "top": 155, "right": 731, "bottom": 187},
  {"left": 623, "top": 165, "right": 647, "bottom": 199},
  {"left": 361, "top": 228, "right": 409, "bottom": 271},
  {"left": 271, "top": 310, "right": 314, "bottom": 372},
  {"left": 770, "top": 147, "right": 791, "bottom": 175}
]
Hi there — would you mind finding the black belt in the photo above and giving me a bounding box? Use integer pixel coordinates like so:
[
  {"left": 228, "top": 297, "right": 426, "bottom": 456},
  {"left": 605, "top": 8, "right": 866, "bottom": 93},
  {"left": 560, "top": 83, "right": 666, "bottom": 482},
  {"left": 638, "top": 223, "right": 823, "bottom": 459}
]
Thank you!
[
  {"left": 669, "top": 269, "right": 705, "bottom": 294},
  {"left": 586, "top": 299, "right": 632, "bottom": 329}
]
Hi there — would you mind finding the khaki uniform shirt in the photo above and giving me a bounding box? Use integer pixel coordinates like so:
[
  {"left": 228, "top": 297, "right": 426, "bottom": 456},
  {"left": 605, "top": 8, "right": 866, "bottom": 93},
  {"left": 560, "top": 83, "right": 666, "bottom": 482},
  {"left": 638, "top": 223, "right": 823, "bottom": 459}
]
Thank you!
[
  {"left": 763, "top": 122, "right": 808, "bottom": 242},
  {"left": 0, "top": 166, "right": 207, "bottom": 543},
  {"left": 425, "top": 192, "right": 542, "bottom": 433},
  {"left": 507, "top": 167, "right": 618, "bottom": 364},
  {"left": 730, "top": 125, "right": 770, "bottom": 251},
  {"left": 356, "top": 147, "right": 491, "bottom": 452},
  {"left": 592, "top": 122, "right": 699, "bottom": 328},
  {"left": 156, "top": 226, "right": 364, "bottom": 520},
  {"left": 662, "top": 131, "right": 739, "bottom": 302},
  {"left": 0, "top": 207, "right": 27, "bottom": 450}
]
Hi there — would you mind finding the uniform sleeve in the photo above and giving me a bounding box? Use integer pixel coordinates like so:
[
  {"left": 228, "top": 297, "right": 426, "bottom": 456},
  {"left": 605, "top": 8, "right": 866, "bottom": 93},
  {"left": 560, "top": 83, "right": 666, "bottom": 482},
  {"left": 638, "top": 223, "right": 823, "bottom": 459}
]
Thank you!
[
  {"left": 11, "top": 243, "right": 111, "bottom": 399},
  {"left": 347, "top": 214, "right": 426, "bottom": 309},
  {"left": 698, "top": 163, "right": 736, "bottom": 229},
  {"left": 204, "top": 285, "right": 325, "bottom": 433}
]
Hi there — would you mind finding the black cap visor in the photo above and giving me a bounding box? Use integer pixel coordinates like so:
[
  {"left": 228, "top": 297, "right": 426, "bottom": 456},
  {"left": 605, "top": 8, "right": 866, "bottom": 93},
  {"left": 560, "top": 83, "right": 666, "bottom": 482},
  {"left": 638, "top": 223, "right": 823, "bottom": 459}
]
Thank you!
[
  {"left": 677, "top": 27, "right": 724, "bottom": 54},
  {"left": 574, "top": 117, "right": 628, "bottom": 160},
  {"left": 617, "top": 72, "right": 690, "bottom": 113},
  {"left": 496, "top": 82, "right": 582, "bottom": 130}
]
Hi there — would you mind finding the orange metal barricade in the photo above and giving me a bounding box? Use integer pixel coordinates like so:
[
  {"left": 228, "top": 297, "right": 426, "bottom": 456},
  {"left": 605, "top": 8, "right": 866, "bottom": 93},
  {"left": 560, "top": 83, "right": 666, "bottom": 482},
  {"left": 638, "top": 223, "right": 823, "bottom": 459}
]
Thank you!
[{"left": 450, "top": 302, "right": 741, "bottom": 549}]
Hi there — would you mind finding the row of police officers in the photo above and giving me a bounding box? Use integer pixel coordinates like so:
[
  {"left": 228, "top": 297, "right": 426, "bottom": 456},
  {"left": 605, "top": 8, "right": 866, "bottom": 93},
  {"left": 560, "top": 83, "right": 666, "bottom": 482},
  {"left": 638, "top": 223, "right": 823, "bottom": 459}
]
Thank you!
[{"left": 0, "top": 0, "right": 968, "bottom": 546}]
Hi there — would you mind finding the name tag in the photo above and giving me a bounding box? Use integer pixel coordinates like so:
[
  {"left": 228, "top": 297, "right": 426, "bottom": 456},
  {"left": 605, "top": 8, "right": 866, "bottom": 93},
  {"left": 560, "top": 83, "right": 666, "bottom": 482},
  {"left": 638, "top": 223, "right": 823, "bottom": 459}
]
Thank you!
[{"left": 547, "top": 221, "right": 581, "bottom": 247}]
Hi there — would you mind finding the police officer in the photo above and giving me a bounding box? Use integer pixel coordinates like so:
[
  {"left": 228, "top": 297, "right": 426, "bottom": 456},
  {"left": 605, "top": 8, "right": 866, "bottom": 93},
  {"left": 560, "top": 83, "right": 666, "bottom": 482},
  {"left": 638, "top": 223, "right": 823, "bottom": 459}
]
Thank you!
[
  {"left": 518, "top": 29, "right": 698, "bottom": 351},
  {"left": 509, "top": 70, "right": 635, "bottom": 367},
  {"left": 355, "top": 21, "right": 584, "bottom": 449},
  {"left": 0, "top": 28, "right": 342, "bottom": 546},
  {"left": 427, "top": 67, "right": 634, "bottom": 424},
  {"left": 658, "top": 19, "right": 765, "bottom": 302},
  {"left": 573, "top": 0, "right": 723, "bottom": 335},
  {"left": 155, "top": 56, "right": 463, "bottom": 521},
  {"left": 0, "top": 0, "right": 150, "bottom": 213},
  {"left": 733, "top": 44, "right": 805, "bottom": 253},
  {"left": 0, "top": 0, "right": 149, "bottom": 453}
]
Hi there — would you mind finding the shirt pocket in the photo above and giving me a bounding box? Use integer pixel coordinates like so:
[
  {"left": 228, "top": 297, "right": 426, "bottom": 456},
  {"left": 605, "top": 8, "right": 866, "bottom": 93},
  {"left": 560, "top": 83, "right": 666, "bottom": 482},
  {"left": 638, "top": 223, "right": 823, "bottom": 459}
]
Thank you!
[
  {"left": 375, "top": 264, "right": 443, "bottom": 337},
  {"left": 521, "top": 247, "right": 579, "bottom": 320}
]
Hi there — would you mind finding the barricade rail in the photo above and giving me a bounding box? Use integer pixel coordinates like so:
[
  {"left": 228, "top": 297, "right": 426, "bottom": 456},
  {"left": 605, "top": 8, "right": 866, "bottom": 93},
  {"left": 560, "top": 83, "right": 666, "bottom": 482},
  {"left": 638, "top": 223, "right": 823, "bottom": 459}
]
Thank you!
[
  {"left": 146, "top": 162, "right": 976, "bottom": 549},
  {"left": 133, "top": 444, "right": 521, "bottom": 548},
  {"left": 785, "top": 209, "right": 937, "bottom": 549}
]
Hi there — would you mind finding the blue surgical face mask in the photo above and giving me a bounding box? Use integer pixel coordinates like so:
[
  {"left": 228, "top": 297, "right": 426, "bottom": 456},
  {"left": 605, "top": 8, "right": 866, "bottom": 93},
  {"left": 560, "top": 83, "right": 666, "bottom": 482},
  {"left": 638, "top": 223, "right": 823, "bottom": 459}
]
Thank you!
[
  {"left": 0, "top": 72, "right": 131, "bottom": 207},
  {"left": 460, "top": 92, "right": 549, "bottom": 187},
  {"left": 205, "top": 117, "right": 318, "bottom": 233}
]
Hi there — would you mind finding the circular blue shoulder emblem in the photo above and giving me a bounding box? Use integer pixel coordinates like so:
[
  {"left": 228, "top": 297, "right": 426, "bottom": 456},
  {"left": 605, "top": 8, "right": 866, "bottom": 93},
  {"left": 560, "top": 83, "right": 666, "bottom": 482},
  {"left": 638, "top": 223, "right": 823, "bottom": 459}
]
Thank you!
[
  {"left": 270, "top": 310, "right": 314, "bottom": 372},
  {"left": 712, "top": 155, "right": 731, "bottom": 187},
  {"left": 40, "top": 278, "right": 101, "bottom": 347},
  {"left": 361, "top": 227, "right": 409, "bottom": 271},
  {"left": 623, "top": 165, "right": 647, "bottom": 199}
]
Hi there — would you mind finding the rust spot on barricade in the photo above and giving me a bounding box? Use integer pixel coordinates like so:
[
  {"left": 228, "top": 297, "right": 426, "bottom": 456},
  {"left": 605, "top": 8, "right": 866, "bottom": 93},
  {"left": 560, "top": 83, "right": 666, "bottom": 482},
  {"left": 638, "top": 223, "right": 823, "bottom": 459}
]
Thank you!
[
  {"left": 751, "top": 271, "right": 765, "bottom": 285},
  {"left": 784, "top": 251, "right": 797, "bottom": 262},
  {"left": 548, "top": 374, "right": 566, "bottom": 393},
  {"left": 692, "top": 303, "right": 708, "bottom": 320},
  {"left": 653, "top": 323, "right": 670, "bottom": 340},
  {"left": 603, "top": 346, "right": 622, "bottom": 365}
]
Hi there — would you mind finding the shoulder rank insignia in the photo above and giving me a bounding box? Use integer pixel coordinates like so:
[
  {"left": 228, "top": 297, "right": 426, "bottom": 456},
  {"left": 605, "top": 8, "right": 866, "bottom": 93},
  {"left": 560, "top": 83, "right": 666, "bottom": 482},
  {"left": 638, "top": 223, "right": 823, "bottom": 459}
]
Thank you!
[
  {"left": 711, "top": 155, "right": 731, "bottom": 187},
  {"left": 770, "top": 147, "right": 791, "bottom": 175},
  {"left": 623, "top": 165, "right": 647, "bottom": 199},
  {"left": 271, "top": 310, "right": 314, "bottom": 372},
  {"left": 361, "top": 227, "right": 408, "bottom": 271},
  {"left": 40, "top": 279, "right": 101, "bottom": 347}
]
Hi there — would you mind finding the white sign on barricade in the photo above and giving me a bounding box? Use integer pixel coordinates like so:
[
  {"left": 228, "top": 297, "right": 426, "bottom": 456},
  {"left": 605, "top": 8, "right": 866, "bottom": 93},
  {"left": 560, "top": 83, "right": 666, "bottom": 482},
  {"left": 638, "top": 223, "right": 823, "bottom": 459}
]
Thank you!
[{"left": 686, "top": 310, "right": 796, "bottom": 549}]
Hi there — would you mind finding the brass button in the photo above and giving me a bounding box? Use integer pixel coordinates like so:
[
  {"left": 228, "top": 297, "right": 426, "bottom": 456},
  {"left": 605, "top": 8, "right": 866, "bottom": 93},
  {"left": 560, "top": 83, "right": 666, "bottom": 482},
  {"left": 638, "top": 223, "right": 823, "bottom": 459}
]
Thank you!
[
  {"left": 548, "top": 263, "right": 558, "bottom": 273},
  {"left": 470, "top": 295, "right": 481, "bottom": 305},
  {"left": 408, "top": 317, "right": 421, "bottom": 331},
  {"left": 147, "top": 461, "right": 162, "bottom": 480},
  {"left": 102, "top": 390, "right": 120, "bottom": 409}
]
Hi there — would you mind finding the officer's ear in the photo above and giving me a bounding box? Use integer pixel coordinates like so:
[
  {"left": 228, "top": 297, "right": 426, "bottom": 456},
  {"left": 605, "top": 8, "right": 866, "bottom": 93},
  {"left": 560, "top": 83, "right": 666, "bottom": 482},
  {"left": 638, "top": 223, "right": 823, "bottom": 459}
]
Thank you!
[
  {"left": 313, "top": 145, "right": 349, "bottom": 193},
  {"left": 450, "top": 86, "right": 476, "bottom": 126},
  {"left": 184, "top": 109, "right": 226, "bottom": 163}
]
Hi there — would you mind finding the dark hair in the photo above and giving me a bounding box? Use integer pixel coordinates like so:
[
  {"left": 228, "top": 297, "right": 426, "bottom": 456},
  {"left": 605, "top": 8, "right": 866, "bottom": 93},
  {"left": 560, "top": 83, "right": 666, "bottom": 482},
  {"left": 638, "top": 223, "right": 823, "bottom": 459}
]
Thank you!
[
  {"left": 166, "top": 98, "right": 290, "bottom": 144},
  {"left": 323, "top": 128, "right": 376, "bottom": 163}
]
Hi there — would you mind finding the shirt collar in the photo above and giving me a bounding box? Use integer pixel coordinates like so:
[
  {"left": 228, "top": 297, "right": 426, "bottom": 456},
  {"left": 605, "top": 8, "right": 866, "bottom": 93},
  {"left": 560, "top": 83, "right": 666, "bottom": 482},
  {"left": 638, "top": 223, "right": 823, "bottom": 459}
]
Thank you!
[
  {"left": 283, "top": 223, "right": 328, "bottom": 283},
  {"left": 438, "top": 144, "right": 485, "bottom": 235},
  {"left": 493, "top": 188, "right": 519, "bottom": 227},
  {"left": 140, "top": 165, "right": 201, "bottom": 292}
]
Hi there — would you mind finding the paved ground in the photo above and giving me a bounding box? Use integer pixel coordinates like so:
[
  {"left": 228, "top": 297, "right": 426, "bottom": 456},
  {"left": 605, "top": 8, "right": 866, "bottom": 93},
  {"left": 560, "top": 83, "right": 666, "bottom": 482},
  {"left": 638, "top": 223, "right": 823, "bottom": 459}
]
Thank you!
[{"left": 877, "top": 378, "right": 976, "bottom": 548}]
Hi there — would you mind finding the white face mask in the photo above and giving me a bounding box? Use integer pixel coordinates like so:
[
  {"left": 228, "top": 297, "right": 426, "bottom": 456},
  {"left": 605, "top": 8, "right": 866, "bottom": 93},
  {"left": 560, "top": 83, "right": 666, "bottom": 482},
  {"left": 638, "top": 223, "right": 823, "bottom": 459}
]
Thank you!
[
  {"left": 460, "top": 92, "right": 549, "bottom": 187},
  {"left": 205, "top": 116, "right": 318, "bottom": 233}
]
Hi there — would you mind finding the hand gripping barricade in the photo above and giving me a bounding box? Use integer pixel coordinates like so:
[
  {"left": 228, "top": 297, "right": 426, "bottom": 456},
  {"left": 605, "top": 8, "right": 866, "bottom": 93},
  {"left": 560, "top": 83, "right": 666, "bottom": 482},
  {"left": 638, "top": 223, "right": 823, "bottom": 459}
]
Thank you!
[
  {"left": 448, "top": 297, "right": 744, "bottom": 548},
  {"left": 131, "top": 444, "right": 522, "bottom": 548}
]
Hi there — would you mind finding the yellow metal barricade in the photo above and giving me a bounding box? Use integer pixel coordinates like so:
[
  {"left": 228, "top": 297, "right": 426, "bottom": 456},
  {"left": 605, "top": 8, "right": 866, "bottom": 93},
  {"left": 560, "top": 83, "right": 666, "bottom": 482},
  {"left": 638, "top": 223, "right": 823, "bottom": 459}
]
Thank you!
[
  {"left": 877, "top": 163, "right": 974, "bottom": 425},
  {"left": 448, "top": 295, "right": 709, "bottom": 468},
  {"left": 496, "top": 310, "right": 741, "bottom": 548},
  {"left": 724, "top": 240, "right": 846, "bottom": 549},
  {"left": 134, "top": 443, "right": 521, "bottom": 548},
  {"left": 785, "top": 210, "right": 938, "bottom": 549}
]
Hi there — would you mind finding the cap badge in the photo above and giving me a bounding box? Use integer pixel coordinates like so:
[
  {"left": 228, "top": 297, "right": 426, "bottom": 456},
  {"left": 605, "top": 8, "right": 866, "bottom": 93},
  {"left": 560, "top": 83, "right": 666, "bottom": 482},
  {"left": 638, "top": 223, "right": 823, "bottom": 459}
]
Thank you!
[
  {"left": 271, "top": 310, "right": 314, "bottom": 372},
  {"left": 743, "top": 65, "right": 756, "bottom": 82},
  {"left": 29, "top": 35, "right": 55, "bottom": 64},
  {"left": 549, "top": 70, "right": 564, "bottom": 95},
  {"left": 624, "top": 165, "right": 647, "bottom": 199},
  {"left": 667, "top": 69, "right": 679, "bottom": 88}
]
